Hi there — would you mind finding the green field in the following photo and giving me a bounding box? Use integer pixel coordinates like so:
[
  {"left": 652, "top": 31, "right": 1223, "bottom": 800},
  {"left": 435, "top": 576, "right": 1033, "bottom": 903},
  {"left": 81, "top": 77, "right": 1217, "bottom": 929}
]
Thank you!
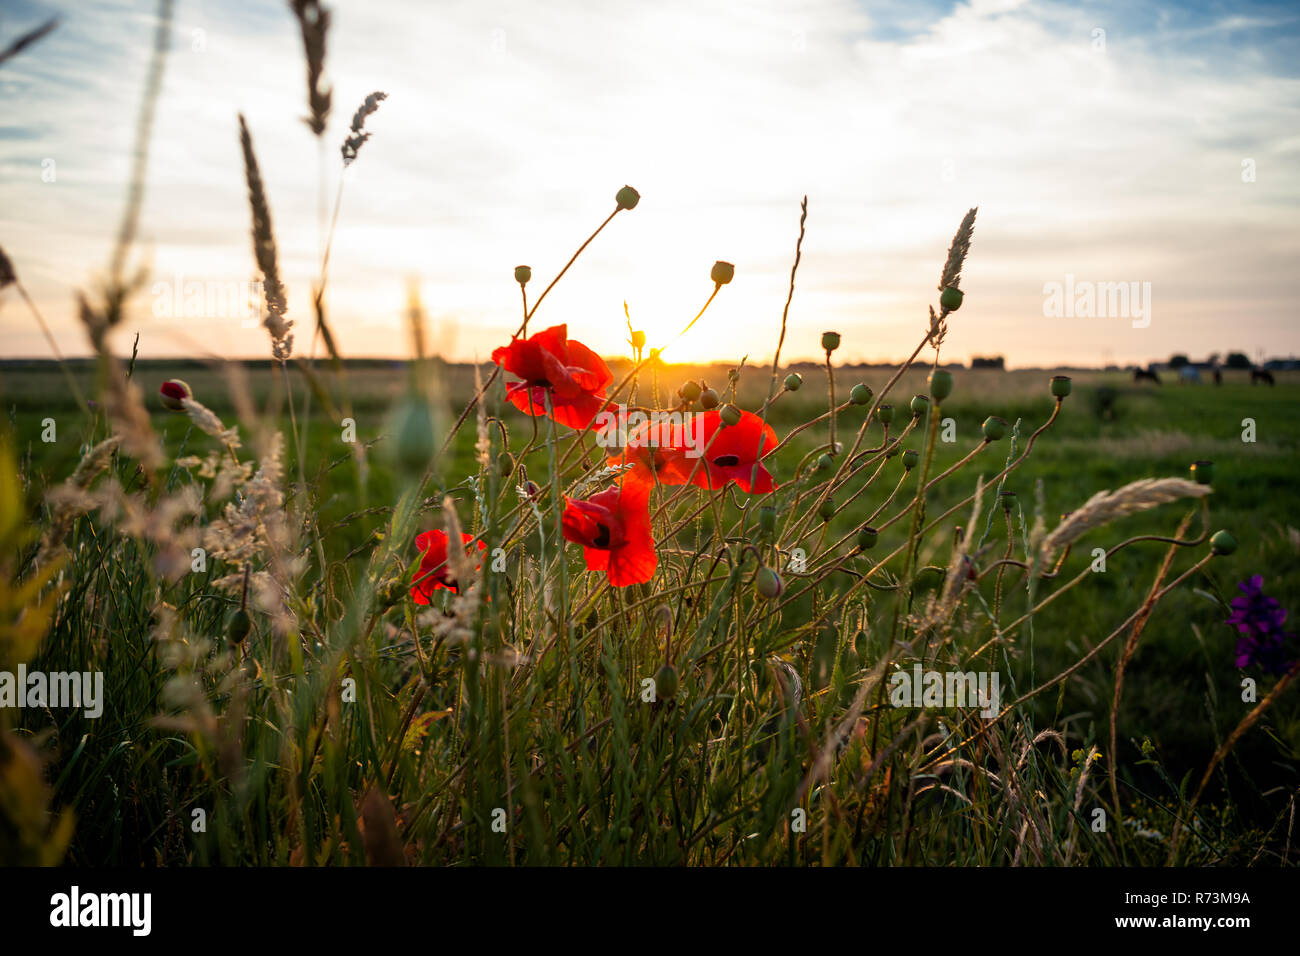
[{"left": 3, "top": 355, "right": 1298, "bottom": 865}]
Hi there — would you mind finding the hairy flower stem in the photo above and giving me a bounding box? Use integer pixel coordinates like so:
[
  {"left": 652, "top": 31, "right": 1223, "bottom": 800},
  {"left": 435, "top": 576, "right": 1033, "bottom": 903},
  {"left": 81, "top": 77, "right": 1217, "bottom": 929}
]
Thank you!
[
  {"left": 825, "top": 350, "right": 837, "bottom": 453},
  {"left": 888, "top": 391, "right": 942, "bottom": 649},
  {"left": 545, "top": 394, "right": 577, "bottom": 702}
]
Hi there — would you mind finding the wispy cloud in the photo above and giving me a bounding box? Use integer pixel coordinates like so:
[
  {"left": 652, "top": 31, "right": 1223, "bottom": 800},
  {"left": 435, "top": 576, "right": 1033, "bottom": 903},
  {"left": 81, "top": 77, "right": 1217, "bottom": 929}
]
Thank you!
[{"left": 1, "top": 0, "right": 1298, "bottom": 367}]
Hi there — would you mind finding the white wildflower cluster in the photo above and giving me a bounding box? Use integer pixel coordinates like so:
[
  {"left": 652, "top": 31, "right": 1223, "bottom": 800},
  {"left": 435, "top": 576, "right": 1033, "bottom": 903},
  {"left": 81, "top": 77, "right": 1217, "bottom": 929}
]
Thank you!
[
  {"left": 180, "top": 396, "right": 242, "bottom": 450},
  {"left": 204, "top": 433, "right": 303, "bottom": 635},
  {"left": 98, "top": 482, "right": 204, "bottom": 581}
]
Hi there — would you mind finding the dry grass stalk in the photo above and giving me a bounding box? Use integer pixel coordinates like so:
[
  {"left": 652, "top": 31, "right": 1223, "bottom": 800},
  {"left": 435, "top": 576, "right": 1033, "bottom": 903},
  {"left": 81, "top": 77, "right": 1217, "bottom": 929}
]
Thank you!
[
  {"left": 289, "top": 0, "right": 331, "bottom": 136},
  {"left": 238, "top": 114, "right": 293, "bottom": 360},
  {"left": 939, "top": 206, "right": 978, "bottom": 294},
  {"left": 1039, "top": 477, "right": 1210, "bottom": 565},
  {"left": 342, "top": 91, "right": 386, "bottom": 165}
]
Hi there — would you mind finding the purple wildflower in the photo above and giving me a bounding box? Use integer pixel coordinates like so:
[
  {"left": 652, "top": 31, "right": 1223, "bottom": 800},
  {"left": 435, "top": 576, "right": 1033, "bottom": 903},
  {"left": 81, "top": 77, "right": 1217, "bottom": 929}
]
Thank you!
[{"left": 1226, "top": 575, "right": 1297, "bottom": 676}]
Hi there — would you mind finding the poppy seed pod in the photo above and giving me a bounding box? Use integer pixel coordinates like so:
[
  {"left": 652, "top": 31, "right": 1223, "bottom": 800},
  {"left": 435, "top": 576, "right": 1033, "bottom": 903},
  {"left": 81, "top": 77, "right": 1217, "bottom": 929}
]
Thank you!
[
  {"left": 877, "top": 404, "right": 894, "bottom": 425},
  {"left": 758, "top": 505, "right": 777, "bottom": 536},
  {"left": 720, "top": 403, "right": 742, "bottom": 427},
  {"left": 227, "top": 608, "right": 252, "bottom": 644},
  {"left": 679, "top": 380, "right": 702, "bottom": 402},
  {"left": 616, "top": 185, "right": 640, "bottom": 210},
  {"left": 884, "top": 442, "right": 900, "bottom": 459},
  {"left": 939, "top": 286, "right": 964, "bottom": 311},
  {"left": 982, "top": 415, "right": 1008, "bottom": 441},
  {"left": 928, "top": 368, "right": 954, "bottom": 402},
  {"left": 390, "top": 394, "right": 438, "bottom": 478},
  {"left": 784, "top": 372, "right": 803, "bottom": 392},
  {"left": 857, "top": 526, "right": 878, "bottom": 550},
  {"left": 654, "top": 663, "right": 679, "bottom": 699},
  {"left": 514, "top": 265, "right": 531, "bottom": 285},
  {"left": 902, "top": 449, "right": 919, "bottom": 471},
  {"left": 817, "top": 497, "right": 836, "bottom": 522},
  {"left": 1050, "top": 375, "right": 1072, "bottom": 398},
  {"left": 914, "top": 565, "right": 945, "bottom": 590},
  {"left": 910, "top": 394, "right": 930, "bottom": 417},
  {"left": 1210, "top": 530, "right": 1237, "bottom": 555},
  {"left": 711, "top": 261, "right": 735, "bottom": 285},
  {"left": 821, "top": 331, "right": 841, "bottom": 352},
  {"left": 999, "top": 490, "right": 1017, "bottom": 512},
  {"left": 850, "top": 383, "right": 872, "bottom": 406},
  {"left": 1191, "top": 460, "right": 1214, "bottom": 485},
  {"left": 159, "top": 379, "right": 192, "bottom": 411},
  {"left": 699, "top": 388, "right": 720, "bottom": 409},
  {"left": 755, "top": 566, "right": 784, "bottom": 599}
]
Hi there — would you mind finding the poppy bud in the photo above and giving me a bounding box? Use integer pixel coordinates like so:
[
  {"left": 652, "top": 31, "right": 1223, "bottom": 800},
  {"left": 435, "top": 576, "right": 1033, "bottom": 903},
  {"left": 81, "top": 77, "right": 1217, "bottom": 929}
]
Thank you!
[
  {"left": 719, "top": 403, "right": 742, "bottom": 427},
  {"left": 902, "top": 449, "right": 918, "bottom": 470},
  {"left": 699, "top": 388, "right": 720, "bottom": 409},
  {"left": 910, "top": 394, "right": 930, "bottom": 417},
  {"left": 850, "top": 383, "right": 872, "bottom": 406},
  {"left": 982, "top": 415, "right": 1008, "bottom": 441},
  {"left": 616, "top": 185, "right": 640, "bottom": 210},
  {"left": 159, "top": 379, "right": 192, "bottom": 411},
  {"left": 821, "top": 331, "right": 841, "bottom": 352},
  {"left": 939, "top": 286, "right": 963, "bottom": 311},
  {"left": 999, "top": 490, "right": 1017, "bottom": 512},
  {"left": 523, "top": 479, "right": 540, "bottom": 498},
  {"left": 1050, "top": 375, "right": 1072, "bottom": 398},
  {"left": 928, "top": 369, "right": 954, "bottom": 402},
  {"left": 1210, "top": 530, "right": 1237, "bottom": 555},
  {"left": 679, "top": 380, "right": 702, "bottom": 402},
  {"left": 877, "top": 404, "right": 894, "bottom": 425},
  {"left": 630, "top": 330, "right": 646, "bottom": 350},
  {"left": 514, "top": 265, "right": 531, "bottom": 285},
  {"left": 227, "top": 607, "right": 252, "bottom": 644},
  {"left": 497, "top": 452, "right": 514, "bottom": 477},
  {"left": 755, "top": 566, "right": 784, "bottom": 599},
  {"left": 857, "top": 526, "right": 878, "bottom": 551},
  {"left": 758, "top": 505, "right": 777, "bottom": 535},
  {"left": 1190, "top": 460, "right": 1214, "bottom": 485},
  {"left": 784, "top": 372, "right": 803, "bottom": 391},
  {"left": 654, "top": 663, "right": 679, "bottom": 699},
  {"left": 711, "top": 261, "right": 735, "bottom": 285}
]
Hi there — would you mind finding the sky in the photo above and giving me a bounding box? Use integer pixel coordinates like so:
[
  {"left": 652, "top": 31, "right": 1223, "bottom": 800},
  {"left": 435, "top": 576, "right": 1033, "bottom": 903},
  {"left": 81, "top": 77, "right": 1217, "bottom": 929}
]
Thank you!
[{"left": 1, "top": 0, "right": 1298, "bottom": 369}]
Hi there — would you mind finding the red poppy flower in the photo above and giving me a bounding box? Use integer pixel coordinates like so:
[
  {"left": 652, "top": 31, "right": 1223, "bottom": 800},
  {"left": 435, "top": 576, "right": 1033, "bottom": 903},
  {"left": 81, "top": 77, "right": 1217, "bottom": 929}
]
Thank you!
[
  {"left": 687, "top": 410, "right": 779, "bottom": 493},
  {"left": 411, "top": 530, "right": 487, "bottom": 603},
  {"left": 561, "top": 482, "right": 656, "bottom": 587},
  {"left": 491, "top": 324, "right": 613, "bottom": 430},
  {"left": 607, "top": 414, "right": 700, "bottom": 489}
]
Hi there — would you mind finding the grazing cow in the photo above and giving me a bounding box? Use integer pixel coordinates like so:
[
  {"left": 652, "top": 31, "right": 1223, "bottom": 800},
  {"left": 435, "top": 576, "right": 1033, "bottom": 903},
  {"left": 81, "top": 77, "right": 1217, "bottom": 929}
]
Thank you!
[
  {"left": 1133, "top": 366, "right": 1162, "bottom": 385},
  {"left": 1251, "top": 368, "right": 1276, "bottom": 386},
  {"left": 1213, "top": 368, "right": 1222, "bottom": 385},
  {"left": 1179, "top": 365, "right": 1202, "bottom": 384}
]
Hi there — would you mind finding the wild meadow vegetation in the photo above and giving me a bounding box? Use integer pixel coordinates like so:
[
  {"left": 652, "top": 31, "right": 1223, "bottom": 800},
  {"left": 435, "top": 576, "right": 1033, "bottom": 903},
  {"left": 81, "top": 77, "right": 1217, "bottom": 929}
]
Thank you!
[{"left": 1, "top": 2, "right": 1297, "bottom": 868}]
